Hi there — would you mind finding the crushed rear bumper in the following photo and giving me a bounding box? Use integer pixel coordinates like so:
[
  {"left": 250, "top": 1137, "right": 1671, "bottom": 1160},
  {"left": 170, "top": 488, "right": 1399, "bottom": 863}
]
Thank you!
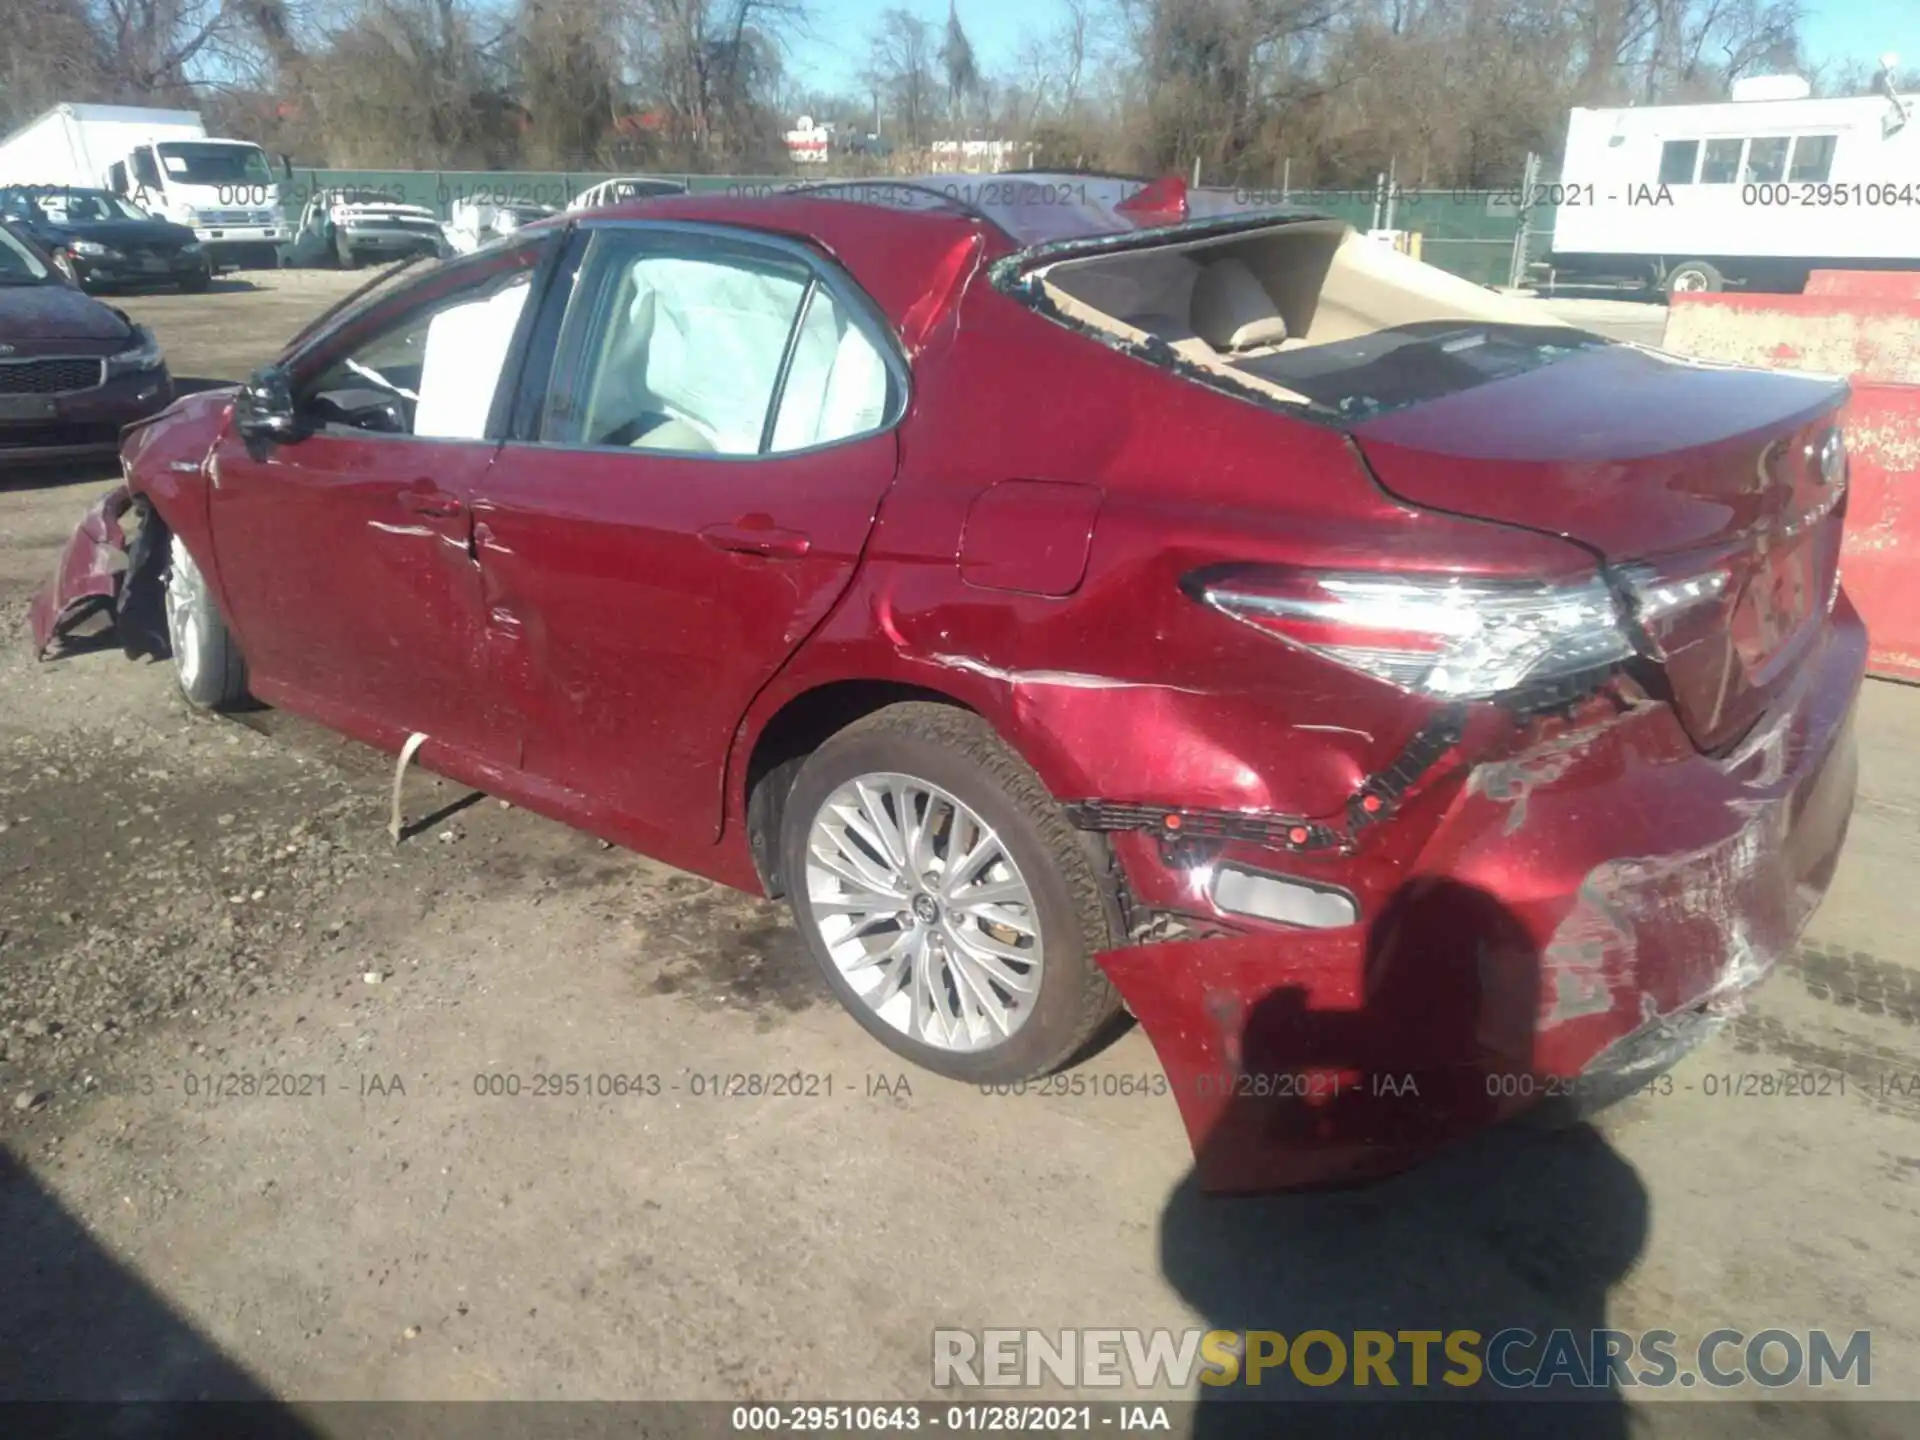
[{"left": 1096, "top": 598, "right": 1865, "bottom": 1192}]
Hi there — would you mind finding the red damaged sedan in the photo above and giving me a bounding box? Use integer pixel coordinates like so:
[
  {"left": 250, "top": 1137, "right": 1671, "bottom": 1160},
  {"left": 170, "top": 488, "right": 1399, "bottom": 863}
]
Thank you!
[{"left": 30, "top": 177, "right": 1862, "bottom": 1189}]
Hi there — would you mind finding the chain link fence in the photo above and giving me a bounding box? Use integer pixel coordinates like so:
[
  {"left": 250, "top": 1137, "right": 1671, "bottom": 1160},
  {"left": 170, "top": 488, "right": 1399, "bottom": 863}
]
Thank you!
[{"left": 286, "top": 166, "right": 1554, "bottom": 289}]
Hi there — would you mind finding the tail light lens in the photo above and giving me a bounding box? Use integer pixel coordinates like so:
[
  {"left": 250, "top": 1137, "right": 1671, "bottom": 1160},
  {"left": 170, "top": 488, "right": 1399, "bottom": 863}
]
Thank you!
[
  {"left": 1188, "top": 566, "right": 1636, "bottom": 699},
  {"left": 1615, "top": 561, "right": 1733, "bottom": 661}
]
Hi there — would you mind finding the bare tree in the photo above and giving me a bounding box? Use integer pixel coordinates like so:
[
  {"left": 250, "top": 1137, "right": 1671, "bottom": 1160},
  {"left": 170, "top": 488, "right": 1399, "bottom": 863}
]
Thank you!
[
  {"left": 865, "top": 8, "right": 935, "bottom": 148},
  {"left": 0, "top": 0, "right": 1884, "bottom": 189},
  {"left": 2, "top": 0, "right": 105, "bottom": 129},
  {"left": 629, "top": 0, "right": 802, "bottom": 164},
  {"left": 516, "top": 0, "right": 619, "bottom": 164},
  {"left": 940, "top": 0, "right": 980, "bottom": 131}
]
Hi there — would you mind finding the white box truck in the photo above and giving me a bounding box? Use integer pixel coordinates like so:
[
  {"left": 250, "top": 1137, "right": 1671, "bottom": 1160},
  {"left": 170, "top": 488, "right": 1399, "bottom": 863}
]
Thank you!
[
  {"left": 1547, "top": 63, "right": 1919, "bottom": 296},
  {"left": 0, "top": 103, "right": 287, "bottom": 269}
]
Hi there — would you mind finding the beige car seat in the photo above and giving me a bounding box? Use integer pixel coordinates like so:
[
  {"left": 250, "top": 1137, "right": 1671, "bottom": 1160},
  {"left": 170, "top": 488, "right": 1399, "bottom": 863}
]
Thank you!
[{"left": 1189, "top": 258, "right": 1294, "bottom": 355}]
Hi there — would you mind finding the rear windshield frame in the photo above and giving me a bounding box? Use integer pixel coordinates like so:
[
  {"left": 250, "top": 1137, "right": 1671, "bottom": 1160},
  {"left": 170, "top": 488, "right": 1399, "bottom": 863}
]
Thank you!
[{"left": 990, "top": 212, "right": 1610, "bottom": 427}]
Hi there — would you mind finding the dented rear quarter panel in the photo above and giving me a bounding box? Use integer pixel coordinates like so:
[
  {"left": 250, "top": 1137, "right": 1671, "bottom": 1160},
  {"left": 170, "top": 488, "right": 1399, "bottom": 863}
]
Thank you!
[{"left": 732, "top": 277, "right": 1601, "bottom": 835}]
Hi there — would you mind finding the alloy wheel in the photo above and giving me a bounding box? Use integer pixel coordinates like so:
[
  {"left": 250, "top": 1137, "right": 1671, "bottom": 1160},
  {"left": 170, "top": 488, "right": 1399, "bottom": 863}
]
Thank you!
[{"left": 803, "top": 772, "right": 1044, "bottom": 1052}]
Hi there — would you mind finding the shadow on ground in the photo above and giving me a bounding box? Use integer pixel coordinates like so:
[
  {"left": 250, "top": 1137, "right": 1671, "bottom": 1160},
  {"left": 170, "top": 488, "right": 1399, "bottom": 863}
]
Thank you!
[
  {"left": 0, "top": 1150, "right": 316, "bottom": 1435},
  {"left": 1150, "top": 880, "right": 1647, "bottom": 1438}
]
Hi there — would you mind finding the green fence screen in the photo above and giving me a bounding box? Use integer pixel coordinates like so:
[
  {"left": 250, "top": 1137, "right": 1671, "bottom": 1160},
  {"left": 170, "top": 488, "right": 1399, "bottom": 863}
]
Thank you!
[{"left": 286, "top": 169, "right": 1543, "bottom": 288}]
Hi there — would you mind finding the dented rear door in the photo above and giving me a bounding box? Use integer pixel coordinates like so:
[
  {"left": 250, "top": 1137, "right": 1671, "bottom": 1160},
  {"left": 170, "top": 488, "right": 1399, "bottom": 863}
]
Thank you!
[{"left": 470, "top": 221, "right": 904, "bottom": 841}]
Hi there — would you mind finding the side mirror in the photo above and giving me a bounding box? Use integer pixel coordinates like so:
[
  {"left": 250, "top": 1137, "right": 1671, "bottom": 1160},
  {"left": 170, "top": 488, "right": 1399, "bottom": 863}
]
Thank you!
[{"left": 236, "top": 365, "right": 298, "bottom": 442}]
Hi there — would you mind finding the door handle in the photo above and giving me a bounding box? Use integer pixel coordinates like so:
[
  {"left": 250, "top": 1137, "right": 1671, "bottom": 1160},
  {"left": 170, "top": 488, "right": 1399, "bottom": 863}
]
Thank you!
[
  {"left": 399, "top": 487, "right": 464, "bottom": 519},
  {"left": 699, "top": 521, "right": 811, "bottom": 559}
]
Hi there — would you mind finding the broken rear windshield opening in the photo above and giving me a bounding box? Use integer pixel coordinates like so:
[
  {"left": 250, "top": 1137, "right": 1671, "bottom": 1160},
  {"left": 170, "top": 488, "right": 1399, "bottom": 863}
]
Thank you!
[
  {"left": 1014, "top": 216, "right": 1605, "bottom": 424},
  {"left": 1241, "top": 322, "right": 1608, "bottom": 421}
]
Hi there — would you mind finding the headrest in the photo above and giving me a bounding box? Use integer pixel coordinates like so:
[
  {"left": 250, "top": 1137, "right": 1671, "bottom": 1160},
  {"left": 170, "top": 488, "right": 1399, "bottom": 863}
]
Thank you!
[{"left": 1190, "top": 258, "right": 1289, "bottom": 352}]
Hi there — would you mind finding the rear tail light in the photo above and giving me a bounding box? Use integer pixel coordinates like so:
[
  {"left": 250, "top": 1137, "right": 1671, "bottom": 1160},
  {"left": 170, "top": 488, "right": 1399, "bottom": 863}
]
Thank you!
[
  {"left": 1812, "top": 426, "right": 1846, "bottom": 489},
  {"left": 1616, "top": 562, "right": 1732, "bottom": 660},
  {"left": 1188, "top": 566, "right": 1636, "bottom": 699}
]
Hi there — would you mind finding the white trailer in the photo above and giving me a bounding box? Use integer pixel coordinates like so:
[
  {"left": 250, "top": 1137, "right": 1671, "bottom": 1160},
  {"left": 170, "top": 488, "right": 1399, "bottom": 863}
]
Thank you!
[
  {"left": 0, "top": 103, "right": 287, "bottom": 268},
  {"left": 1547, "top": 67, "right": 1919, "bottom": 295}
]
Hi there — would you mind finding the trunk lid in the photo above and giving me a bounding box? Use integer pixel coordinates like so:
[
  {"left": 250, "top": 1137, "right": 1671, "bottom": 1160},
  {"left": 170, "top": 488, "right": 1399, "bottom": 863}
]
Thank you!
[{"left": 1351, "top": 344, "right": 1850, "bottom": 752}]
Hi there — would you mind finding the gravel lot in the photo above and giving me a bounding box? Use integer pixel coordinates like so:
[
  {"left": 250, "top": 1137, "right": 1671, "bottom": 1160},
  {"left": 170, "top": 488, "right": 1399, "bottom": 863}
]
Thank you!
[{"left": 1, "top": 271, "right": 1917, "bottom": 1431}]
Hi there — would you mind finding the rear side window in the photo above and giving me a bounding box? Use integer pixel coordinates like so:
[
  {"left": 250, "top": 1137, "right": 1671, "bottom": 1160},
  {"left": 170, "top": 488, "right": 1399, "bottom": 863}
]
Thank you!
[
  {"left": 769, "top": 286, "right": 890, "bottom": 452},
  {"left": 1658, "top": 140, "right": 1699, "bottom": 185},
  {"left": 1789, "top": 135, "right": 1837, "bottom": 182},
  {"left": 539, "top": 228, "right": 899, "bottom": 456},
  {"left": 1744, "top": 137, "right": 1790, "bottom": 183},
  {"left": 1699, "top": 139, "right": 1744, "bottom": 184}
]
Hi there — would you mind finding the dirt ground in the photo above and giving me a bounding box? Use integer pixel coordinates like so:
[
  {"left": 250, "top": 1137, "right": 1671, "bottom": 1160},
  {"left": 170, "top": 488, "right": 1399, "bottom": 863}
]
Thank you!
[{"left": 2, "top": 272, "right": 1918, "bottom": 1430}]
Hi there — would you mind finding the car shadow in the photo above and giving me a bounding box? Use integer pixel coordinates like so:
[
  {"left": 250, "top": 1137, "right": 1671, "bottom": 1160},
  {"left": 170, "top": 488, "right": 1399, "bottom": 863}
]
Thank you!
[
  {"left": 0, "top": 1150, "right": 316, "bottom": 1434},
  {"left": 1155, "top": 879, "right": 1648, "bottom": 1437}
]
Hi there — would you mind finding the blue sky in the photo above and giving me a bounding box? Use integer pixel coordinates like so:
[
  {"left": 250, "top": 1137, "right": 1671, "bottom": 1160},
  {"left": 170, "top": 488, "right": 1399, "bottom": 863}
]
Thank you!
[
  {"left": 1802, "top": 0, "right": 1910, "bottom": 69},
  {"left": 783, "top": 0, "right": 1910, "bottom": 104}
]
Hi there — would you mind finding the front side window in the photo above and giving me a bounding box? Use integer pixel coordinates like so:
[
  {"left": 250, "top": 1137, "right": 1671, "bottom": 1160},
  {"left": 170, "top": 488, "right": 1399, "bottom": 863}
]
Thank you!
[
  {"left": 1789, "top": 134, "right": 1838, "bottom": 182},
  {"left": 1699, "top": 138, "right": 1744, "bottom": 184},
  {"left": 1658, "top": 140, "right": 1699, "bottom": 185},
  {"left": 131, "top": 149, "right": 161, "bottom": 188},
  {"left": 303, "top": 267, "right": 533, "bottom": 439},
  {"left": 1744, "top": 137, "right": 1790, "bottom": 183}
]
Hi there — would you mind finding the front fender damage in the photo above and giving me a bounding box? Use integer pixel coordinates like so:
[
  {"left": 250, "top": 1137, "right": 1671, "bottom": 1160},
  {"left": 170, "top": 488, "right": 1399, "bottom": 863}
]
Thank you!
[{"left": 27, "top": 485, "right": 168, "bottom": 663}]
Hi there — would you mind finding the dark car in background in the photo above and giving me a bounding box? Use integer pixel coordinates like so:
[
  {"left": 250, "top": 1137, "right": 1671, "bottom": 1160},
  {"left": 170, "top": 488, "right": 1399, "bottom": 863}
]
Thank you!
[
  {"left": 0, "top": 219, "right": 174, "bottom": 466},
  {"left": 0, "top": 186, "right": 212, "bottom": 294}
]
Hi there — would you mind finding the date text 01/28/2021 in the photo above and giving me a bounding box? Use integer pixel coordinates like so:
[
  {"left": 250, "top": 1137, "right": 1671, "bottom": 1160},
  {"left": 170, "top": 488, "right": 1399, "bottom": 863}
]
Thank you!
[{"left": 728, "top": 1404, "right": 1170, "bottom": 1432}]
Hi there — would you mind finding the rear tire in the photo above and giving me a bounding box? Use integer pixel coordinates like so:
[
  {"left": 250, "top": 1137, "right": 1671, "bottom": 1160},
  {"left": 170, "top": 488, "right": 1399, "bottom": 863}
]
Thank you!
[
  {"left": 779, "top": 703, "right": 1122, "bottom": 1084},
  {"left": 164, "top": 534, "right": 248, "bottom": 710},
  {"left": 1664, "top": 259, "right": 1724, "bottom": 297}
]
